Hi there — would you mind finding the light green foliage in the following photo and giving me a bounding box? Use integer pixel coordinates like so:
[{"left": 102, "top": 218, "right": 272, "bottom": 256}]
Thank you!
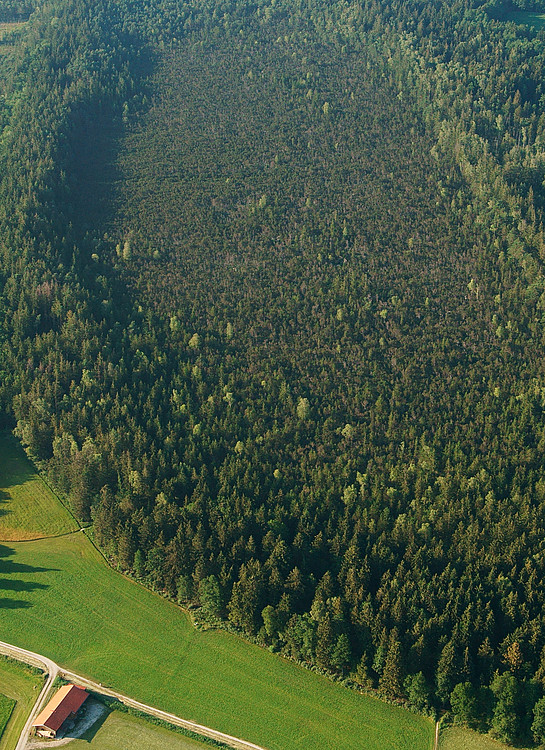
[
  {"left": 532, "top": 697, "right": 545, "bottom": 744},
  {"left": 404, "top": 673, "right": 430, "bottom": 712},
  {"left": 198, "top": 575, "right": 222, "bottom": 617},
  {"left": 450, "top": 682, "right": 478, "bottom": 727},
  {"left": 296, "top": 397, "right": 310, "bottom": 419},
  {"left": 122, "top": 238, "right": 131, "bottom": 260},
  {"left": 490, "top": 672, "right": 520, "bottom": 743}
]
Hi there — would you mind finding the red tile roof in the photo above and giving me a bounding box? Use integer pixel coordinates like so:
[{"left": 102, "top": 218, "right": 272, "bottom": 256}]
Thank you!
[{"left": 32, "top": 684, "right": 88, "bottom": 732}]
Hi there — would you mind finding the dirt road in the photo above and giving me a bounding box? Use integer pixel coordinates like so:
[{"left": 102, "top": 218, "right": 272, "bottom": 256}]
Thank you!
[
  {"left": 0, "top": 641, "right": 58, "bottom": 750},
  {"left": 0, "top": 640, "right": 267, "bottom": 750}
]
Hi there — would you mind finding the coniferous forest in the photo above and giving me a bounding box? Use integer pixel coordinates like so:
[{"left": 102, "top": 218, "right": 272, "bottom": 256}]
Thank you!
[{"left": 4, "top": 0, "right": 545, "bottom": 742}]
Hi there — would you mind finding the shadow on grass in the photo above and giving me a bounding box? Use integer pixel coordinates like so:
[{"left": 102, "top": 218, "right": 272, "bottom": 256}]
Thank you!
[
  {"left": 0, "top": 598, "right": 32, "bottom": 609},
  {"left": 0, "top": 577, "right": 48, "bottom": 592},
  {"left": 74, "top": 704, "right": 112, "bottom": 743},
  {"left": 0, "top": 492, "right": 12, "bottom": 519},
  {"left": 0, "top": 543, "right": 58, "bottom": 609},
  {"left": 0, "top": 432, "right": 39, "bottom": 491}
]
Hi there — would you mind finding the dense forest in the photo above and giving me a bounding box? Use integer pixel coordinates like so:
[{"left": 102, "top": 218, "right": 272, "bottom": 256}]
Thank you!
[{"left": 4, "top": 0, "right": 545, "bottom": 742}]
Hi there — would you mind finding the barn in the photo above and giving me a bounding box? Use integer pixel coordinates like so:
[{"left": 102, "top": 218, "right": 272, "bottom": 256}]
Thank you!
[{"left": 32, "top": 684, "right": 88, "bottom": 739}]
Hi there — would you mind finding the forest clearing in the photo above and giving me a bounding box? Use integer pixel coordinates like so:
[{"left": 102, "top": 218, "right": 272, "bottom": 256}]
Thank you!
[{"left": 0, "top": 434, "right": 78, "bottom": 541}]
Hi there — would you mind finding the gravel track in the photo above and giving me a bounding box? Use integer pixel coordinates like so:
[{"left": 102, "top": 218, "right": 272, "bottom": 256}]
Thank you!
[{"left": 0, "top": 640, "right": 268, "bottom": 750}]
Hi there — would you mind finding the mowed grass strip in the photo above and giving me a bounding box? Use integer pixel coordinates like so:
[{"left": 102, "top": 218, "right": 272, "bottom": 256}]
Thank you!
[
  {"left": 438, "top": 726, "right": 528, "bottom": 750},
  {"left": 0, "top": 657, "right": 43, "bottom": 750},
  {"left": 0, "top": 533, "right": 433, "bottom": 750},
  {"left": 68, "top": 709, "right": 220, "bottom": 750},
  {"left": 0, "top": 434, "right": 78, "bottom": 541}
]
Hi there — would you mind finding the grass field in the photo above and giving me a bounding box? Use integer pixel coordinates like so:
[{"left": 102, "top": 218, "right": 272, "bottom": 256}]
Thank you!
[
  {"left": 69, "top": 709, "right": 218, "bottom": 750},
  {"left": 0, "top": 694, "right": 15, "bottom": 742},
  {"left": 504, "top": 10, "right": 545, "bottom": 29},
  {"left": 438, "top": 726, "right": 526, "bottom": 750},
  {"left": 0, "top": 436, "right": 433, "bottom": 750},
  {"left": 0, "top": 657, "right": 43, "bottom": 750},
  {"left": 0, "top": 434, "right": 78, "bottom": 541}
]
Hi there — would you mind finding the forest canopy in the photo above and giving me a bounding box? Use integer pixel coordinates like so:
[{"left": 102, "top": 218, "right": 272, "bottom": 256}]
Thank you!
[{"left": 2, "top": 0, "right": 545, "bottom": 741}]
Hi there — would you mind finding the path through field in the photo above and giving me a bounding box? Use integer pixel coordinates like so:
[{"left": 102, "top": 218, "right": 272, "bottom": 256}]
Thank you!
[{"left": 0, "top": 642, "right": 58, "bottom": 750}]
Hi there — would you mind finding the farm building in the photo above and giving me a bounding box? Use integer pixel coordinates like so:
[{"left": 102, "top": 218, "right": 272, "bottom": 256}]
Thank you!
[{"left": 31, "top": 684, "right": 88, "bottom": 739}]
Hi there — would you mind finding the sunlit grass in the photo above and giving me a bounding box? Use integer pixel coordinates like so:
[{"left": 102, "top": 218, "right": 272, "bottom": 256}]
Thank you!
[
  {"left": 438, "top": 725, "right": 530, "bottom": 750},
  {"left": 0, "top": 434, "right": 78, "bottom": 541}
]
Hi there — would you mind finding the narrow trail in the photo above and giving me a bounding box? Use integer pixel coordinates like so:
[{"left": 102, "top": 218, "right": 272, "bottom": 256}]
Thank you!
[
  {"left": 0, "top": 640, "right": 268, "bottom": 750},
  {"left": 0, "top": 528, "right": 86, "bottom": 544}
]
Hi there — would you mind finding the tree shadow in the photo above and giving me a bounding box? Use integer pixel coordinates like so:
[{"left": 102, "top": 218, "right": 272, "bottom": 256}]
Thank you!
[
  {"left": 0, "top": 543, "right": 57, "bottom": 609},
  {"left": 0, "top": 510, "right": 11, "bottom": 520},
  {"left": 69, "top": 47, "right": 155, "bottom": 240},
  {"left": 0, "top": 489, "right": 13, "bottom": 519},
  {"left": 0, "top": 559, "right": 59, "bottom": 575},
  {"left": 0, "top": 432, "right": 37, "bottom": 491},
  {"left": 0, "top": 598, "right": 32, "bottom": 609},
  {"left": 0, "top": 577, "right": 48, "bottom": 592}
]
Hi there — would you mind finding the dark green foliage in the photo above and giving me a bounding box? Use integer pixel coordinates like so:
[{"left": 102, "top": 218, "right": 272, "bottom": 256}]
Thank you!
[
  {"left": 379, "top": 632, "right": 404, "bottom": 700},
  {"left": 0, "top": 0, "right": 35, "bottom": 22}
]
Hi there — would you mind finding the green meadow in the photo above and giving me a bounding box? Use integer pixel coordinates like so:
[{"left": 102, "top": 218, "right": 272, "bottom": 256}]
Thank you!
[
  {"left": 69, "top": 709, "right": 218, "bottom": 750},
  {"left": 0, "top": 657, "right": 43, "bottom": 750},
  {"left": 0, "top": 434, "right": 78, "bottom": 541},
  {"left": 0, "top": 435, "right": 433, "bottom": 750}
]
